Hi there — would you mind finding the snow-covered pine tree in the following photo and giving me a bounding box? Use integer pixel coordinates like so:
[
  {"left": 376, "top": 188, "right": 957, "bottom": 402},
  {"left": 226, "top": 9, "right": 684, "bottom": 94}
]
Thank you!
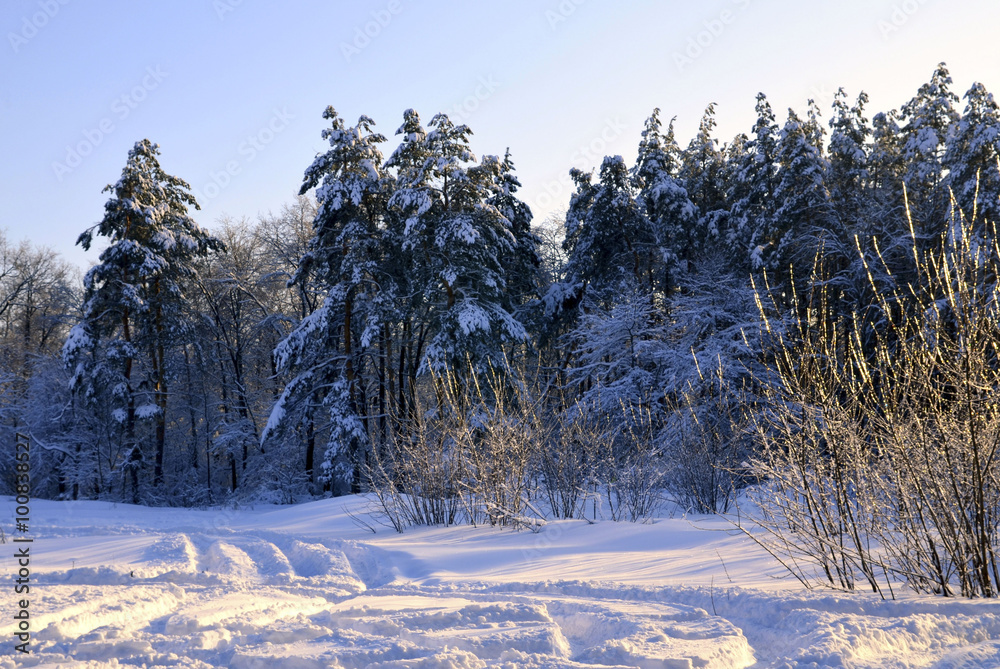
[
  {"left": 945, "top": 82, "right": 1000, "bottom": 226},
  {"left": 899, "top": 63, "right": 960, "bottom": 238},
  {"left": 770, "top": 102, "right": 837, "bottom": 279},
  {"left": 679, "top": 104, "right": 728, "bottom": 243},
  {"left": 631, "top": 111, "right": 698, "bottom": 295},
  {"left": 661, "top": 115, "right": 683, "bottom": 178},
  {"left": 266, "top": 107, "right": 389, "bottom": 493},
  {"left": 386, "top": 111, "right": 527, "bottom": 381},
  {"left": 867, "top": 108, "right": 910, "bottom": 259},
  {"left": 718, "top": 132, "right": 749, "bottom": 243},
  {"left": 825, "top": 89, "right": 899, "bottom": 349},
  {"left": 560, "top": 167, "right": 598, "bottom": 281},
  {"left": 828, "top": 89, "right": 872, "bottom": 235},
  {"left": 63, "top": 139, "right": 223, "bottom": 502},
  {"left": 563, "top": 155, "right": 665, "bottom": 303},
  {"left": 490, "top": 149, "right": 542, "bottom": 318},
  {"left": 728, "top": 93, "right": 780, "bottom": 271},
  {"left": 633, "top": 108, "right": 679, "bottom": 186},
  {"left": 536, "top": 167, "right": 597, "bottom": 352}
]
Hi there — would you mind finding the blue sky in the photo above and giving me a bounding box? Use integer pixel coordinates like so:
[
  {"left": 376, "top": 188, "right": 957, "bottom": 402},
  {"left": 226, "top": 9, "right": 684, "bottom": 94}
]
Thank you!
[{"left": 3, "top": 0, "right": 999, "bottom": 269}]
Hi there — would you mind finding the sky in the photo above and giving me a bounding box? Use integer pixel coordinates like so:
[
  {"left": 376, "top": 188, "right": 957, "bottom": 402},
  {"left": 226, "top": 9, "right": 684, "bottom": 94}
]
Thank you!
[{"left": 3, "top": 0, "right": 1000, "bottom": 270}]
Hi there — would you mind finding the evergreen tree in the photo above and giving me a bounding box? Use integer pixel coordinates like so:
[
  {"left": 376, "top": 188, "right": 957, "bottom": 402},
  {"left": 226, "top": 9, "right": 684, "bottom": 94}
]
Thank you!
[
  {"left": 945, "top": 82, "right": 1000, "bottom": 225},
  {"left": 267, "top": 107, "right": 389, "bottom": 492},
  {"left": 490, "top": 149, "right": 542, "bottom": 316},
  {"left": 770, "top": 103, "right": 836, "bottom": 276},
  {"left": 633, "top": 115, "right": 699, "bottom": 293},
  {"left": 718, "top": 132, "right": 750, "bottom": 247},
  {"left": 387, "top": 111, "right": 528, "bottom": 378},
  {"left": 679, "top": 103, "right": 728, "bottom": 241},
  {"left": 633, "top": 108, "right": 679, "bottom": 188},
  {"left": 869, "top": 110, "right": 905, "bottom": 202},
  {"left": 828, "top": 89, "right": 872, "bottom": 235},
  {"left": 661, "top": 114, "right": 683, "bottom": 177},
  {"left": 825, "top": 89, "right": 897, "bottom": 346},
  {"left": 867, "top": 108, "right": 910, "bottom": 258},
  {"left": 563, "top": 155, "right": 663, "bottom": 302},
  {"left": 899, "top": 63, "right": 959, "bottom": 235},
  {"left": 729, "top": 93, "right": 780, "bottom": 270},
  {"left": 63, "top": 140, "right": 223, "bottom": 502},
  {"left": 540, "top": 167, "right": 596, "bottom": 333}
]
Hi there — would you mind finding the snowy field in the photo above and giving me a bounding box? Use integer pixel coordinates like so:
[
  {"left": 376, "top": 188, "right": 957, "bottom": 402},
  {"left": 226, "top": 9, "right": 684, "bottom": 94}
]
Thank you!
[{"left": 7, "top": 497, "right": 1000, "bottom": 668}]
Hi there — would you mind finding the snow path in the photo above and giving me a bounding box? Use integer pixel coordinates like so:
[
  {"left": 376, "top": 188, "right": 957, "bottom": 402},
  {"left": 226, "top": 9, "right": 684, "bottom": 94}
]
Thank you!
[{"left": 6, "top": 498, "right": 1000, "bottom": 667}]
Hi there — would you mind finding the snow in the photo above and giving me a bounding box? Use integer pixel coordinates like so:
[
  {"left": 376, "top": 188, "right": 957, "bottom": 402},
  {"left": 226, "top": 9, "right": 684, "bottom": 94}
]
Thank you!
[
  {"left": 134, "top": 404, "right": 160, "bottom": 419},
  {"left": 11, "top": 496, "right": 1000, "bottom": 667}
]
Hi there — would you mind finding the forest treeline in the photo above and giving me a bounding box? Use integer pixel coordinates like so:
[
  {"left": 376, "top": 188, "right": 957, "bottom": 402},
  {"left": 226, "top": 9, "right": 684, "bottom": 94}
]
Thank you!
[{"left": 3, "top": 62, "right": 999, "bottom": 536}]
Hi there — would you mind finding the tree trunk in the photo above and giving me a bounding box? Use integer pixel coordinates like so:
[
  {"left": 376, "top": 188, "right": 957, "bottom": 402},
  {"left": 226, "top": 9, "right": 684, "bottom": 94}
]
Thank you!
[
  {"left": 152, "top": 280, "right": 167, "bottom": 489},
  {"left": 183, "top": 346, "right": 200, "bottom": 477},
  {"left": 122, "top": 306, "right": 139, "bottom": 504}
]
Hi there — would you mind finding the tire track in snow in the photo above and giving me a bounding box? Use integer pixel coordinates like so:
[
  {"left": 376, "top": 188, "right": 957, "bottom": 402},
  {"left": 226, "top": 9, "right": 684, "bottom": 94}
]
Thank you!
[{"left": 34, "top": 583, "right": 187, "bottom": 643}]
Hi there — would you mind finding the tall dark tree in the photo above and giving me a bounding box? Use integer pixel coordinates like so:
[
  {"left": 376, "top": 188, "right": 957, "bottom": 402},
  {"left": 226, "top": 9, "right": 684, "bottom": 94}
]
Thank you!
[
  {"left": 267, "top": 107, "right": 390, "bottom": 492},
  {"left": 899, "top": 63, "right": 960, "bottom": 236},
  {"left": 387, "top": 111, "right": 528, "bottom": 378},
  {"left": 63, "top": 140, "right": 223, "bottom": 502},
  {"left": 632, "top": 112, "right": 698, "bottom": 293},
  {"left": 945, "top": 82, "right": 1000, "bottom": 226},
  {"left": 828, "top": 89, "right": 872, "bottom": 235},
  {"left": 770, "top": 103, "right": 836, "bottom": 276},
  {"left": 728, "top": 93, "right": 780, "bottom": 270},
  {"left": 679, "top": 103, "right": 728, "bottom": 240},
  {"left": 491, "top": 149, "right": 542, "bottom": 317},
  {"left": 563, "top": 156, "right": 664, "bottom": 302}
]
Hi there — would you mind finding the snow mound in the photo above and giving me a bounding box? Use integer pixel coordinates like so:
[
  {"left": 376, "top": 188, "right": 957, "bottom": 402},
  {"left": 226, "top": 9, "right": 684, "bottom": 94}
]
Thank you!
[{"left": 16, "top": 497, "right": 1000, "bottom": 667}]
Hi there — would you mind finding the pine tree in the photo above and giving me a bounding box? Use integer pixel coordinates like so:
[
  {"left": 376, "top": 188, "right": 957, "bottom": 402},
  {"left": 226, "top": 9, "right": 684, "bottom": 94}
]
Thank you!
[
  {"left": 267, "top": 107, "right": 389, "bottom": 492},
  {"left": 631, "top": 111, "right": 699, "bottom": 292},
  {"left": 563, "top": 155, "right": 663, "bottom": 302},
  {"left": 63, "top": 139, "right": 223, "bottom": 502},
  {"left": 540, "top": 167, "right": 597, "bottom": 328},
  {"left": 867, "top": 108, "right": 909, "bottom": 252},
  {"left": 828, "top": 89, "right": 872, "bottom": 235},
  {"left": 633, "top": 108, "right": 678, "bottom": 188},
  {"left": 825, "top": 89, "right": 896, "bottom": 346},
  {"left": 729, "top": 93, "right": 780, "bottom": 270},
  {"left": 387, "top": 111, "right": 527, "bottom": 379},
  {"left": 769, "top": 102, "right": 836, "bottom": 276},
  {"left": 490, "top": 149, "right": 541, "bottom": 316},
  {"left": 679, "top": 103, "right": 728, "bottom": 241},
  {"left": 899, "top": 62, "right": 959, "bottom": 235},
  {"left": 718, "top": 132, "right": 749, "bottom": 246},
  {"left": 945, "top": 82, "right": 1000, "bottom": 225}
]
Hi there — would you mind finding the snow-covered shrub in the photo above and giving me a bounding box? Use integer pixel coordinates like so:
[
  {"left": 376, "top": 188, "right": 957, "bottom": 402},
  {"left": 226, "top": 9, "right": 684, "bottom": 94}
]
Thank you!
[
  {"left": 365, "top": 363, "right": 548, "bottom": 531},
  {"left": 536, "top": 406, "right": 600, "bottom": 520},
  {"left": 746, "top": 201, "right": 1000, "bottom": 598},
  {"left": 662, "top": 366, "right": 755, "bottom": 514}
]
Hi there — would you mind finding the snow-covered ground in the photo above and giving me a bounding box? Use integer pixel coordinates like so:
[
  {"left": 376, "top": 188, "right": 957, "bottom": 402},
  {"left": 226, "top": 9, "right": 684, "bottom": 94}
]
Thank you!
[{"left": 8, "top": 497, "right": 1000, "bottom": 668}]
